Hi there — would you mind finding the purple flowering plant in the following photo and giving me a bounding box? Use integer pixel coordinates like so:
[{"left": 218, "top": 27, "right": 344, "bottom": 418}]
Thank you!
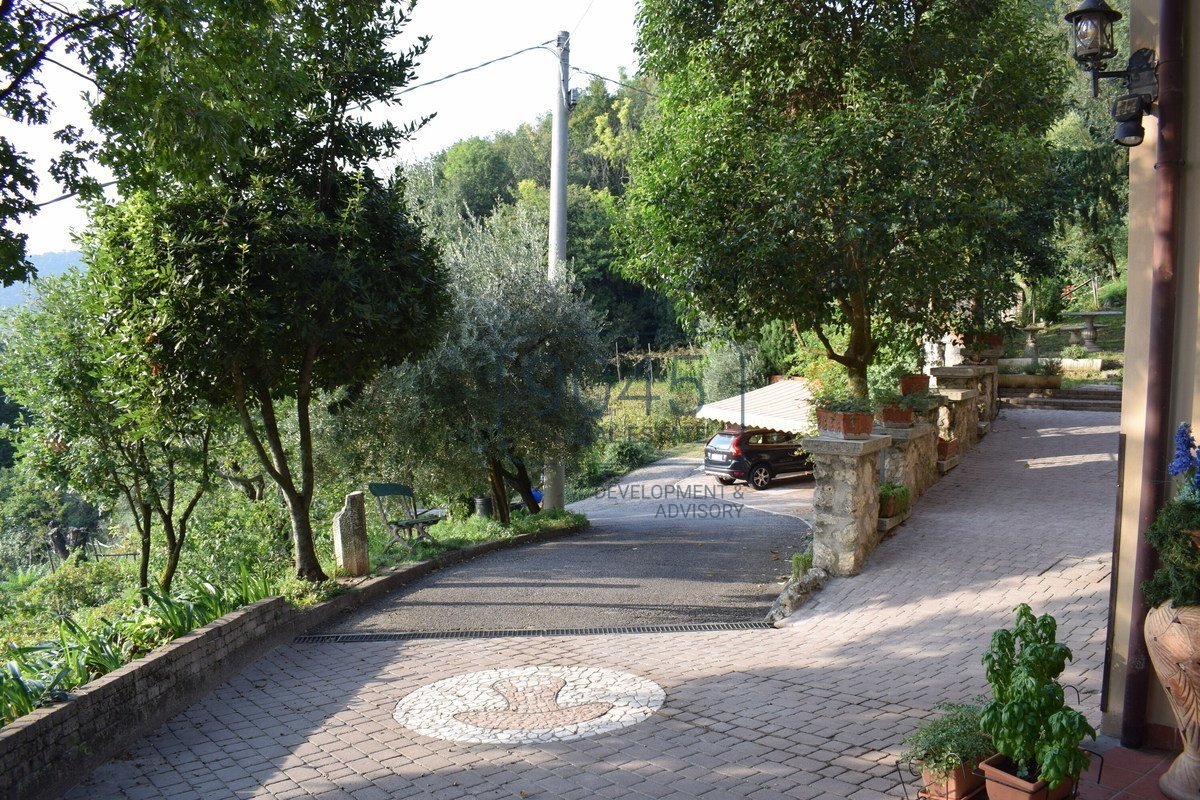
[{"left": 1169, "top": 422, "right": 1200, "bottom": 500}]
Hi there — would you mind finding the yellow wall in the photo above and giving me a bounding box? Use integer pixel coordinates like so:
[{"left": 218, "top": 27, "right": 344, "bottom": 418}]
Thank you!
[{"left": 1103, "top": 0, "right": 1197, "bottom": 739}]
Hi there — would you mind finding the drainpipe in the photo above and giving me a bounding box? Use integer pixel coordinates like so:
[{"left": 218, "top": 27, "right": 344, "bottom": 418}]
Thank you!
[{"left": 1120, "top": 0, "right": 1184, "bottom": 749}]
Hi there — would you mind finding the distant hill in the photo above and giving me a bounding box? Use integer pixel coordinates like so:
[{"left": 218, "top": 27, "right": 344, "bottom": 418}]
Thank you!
[{"left": 0, "top": 251, "right": 81, "bottom": 309}]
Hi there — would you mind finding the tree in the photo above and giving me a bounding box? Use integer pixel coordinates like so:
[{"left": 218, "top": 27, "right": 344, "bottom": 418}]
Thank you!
[
  {"left": 0, "top": 0, "right": 303, "bottom": 280},
  {"left": 623, "top": 0, "right": 1065, "bottom": 396},
  {"left": 440, "top": 137, "right": 516, "bottom": 219},
  {"left": 0, "top": 270, "right": 214, "bottom": 593},
  {"left": 81, "top": 0, "right": 449, "bottom": 581},
  {"left": 322, "top": 210, "right": 604, "bottom": 524}
]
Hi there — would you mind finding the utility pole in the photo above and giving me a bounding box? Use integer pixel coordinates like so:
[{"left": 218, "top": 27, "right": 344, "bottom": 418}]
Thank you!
[{"left": 542, "top": 30, "right": 570, "bottom": 511}]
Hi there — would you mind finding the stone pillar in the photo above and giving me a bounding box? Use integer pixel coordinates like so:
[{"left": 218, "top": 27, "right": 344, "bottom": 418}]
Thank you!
[
  {"left": 879, "top": 422, "right": 938, "bottom": 501},
  {"left": 800, "top": 434, "right": 891, "bottom": 577},
  {"left": 333, "top": 491, "right": 369, "bottom": 577},
  {"left": 931, "top": 365, "right": 997, "bottom": 429},
  {"left": 935, "top": 388, "right": 980, "bottom": 450}
]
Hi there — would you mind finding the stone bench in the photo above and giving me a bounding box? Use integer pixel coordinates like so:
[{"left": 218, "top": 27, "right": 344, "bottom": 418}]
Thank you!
[{"left": 1060, "top": 325, "right": 1087, "bottom": 345}]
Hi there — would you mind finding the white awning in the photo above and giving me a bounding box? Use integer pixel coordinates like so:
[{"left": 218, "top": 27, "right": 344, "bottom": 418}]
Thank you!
[{"left": 695, "top": 379, "right": 816, "bottom": 434}]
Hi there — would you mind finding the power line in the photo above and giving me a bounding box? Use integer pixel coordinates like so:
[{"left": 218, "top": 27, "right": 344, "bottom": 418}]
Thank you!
[
  {"left": 569, "top": 0, "right": 598, "bottom": 40},
  {"left": 571, "top": 66, "right": 657, "bottom": 98},
  {"left": 398, "top": 39, "right": 558, "bottom": 96},
  {"left": 35, "top": 180, "right": 116, "bottom": 208}
]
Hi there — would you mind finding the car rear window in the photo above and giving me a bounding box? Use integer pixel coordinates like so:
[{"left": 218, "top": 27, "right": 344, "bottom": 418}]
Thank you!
[{"left": 708, "top": 433, "right": 737, "bottom": 451}]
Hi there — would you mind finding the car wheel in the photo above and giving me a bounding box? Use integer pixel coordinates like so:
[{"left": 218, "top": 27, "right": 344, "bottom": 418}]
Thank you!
[
  {"left": 716, "top": 476, "right": 735, "bottom": 485},
  {"left": 748, "top": 464, "right": 772, "bottom": 490}
]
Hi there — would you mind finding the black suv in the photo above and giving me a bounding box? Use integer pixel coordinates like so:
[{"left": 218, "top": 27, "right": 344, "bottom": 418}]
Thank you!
[{"left": 703, "top": 428, "right": 813, "bottom": 490}]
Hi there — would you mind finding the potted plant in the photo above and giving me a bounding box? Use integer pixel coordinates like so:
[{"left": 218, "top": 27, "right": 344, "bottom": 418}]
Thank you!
[
  {"left": 901, "top": 702, "right": 993, "bottom": 800},
  {"left": 996, "top": 359, "right": 1063, "bottom": 392},
  {"left": 1142, "top": 423, "right": 1200, "bottom": 800},
  {"left": 937, "top": 435, "right": 957, "bottom": 461},
  {"left": 900, "top": 373, "right": 930, "bottom": 395},
  {"left": 814, "top": 392, "right": 874, "bottom": 440},
  {"left": 978, "top": 604, "right": 1095, "bottom": 800},
  {"left": 874, "top": 388, "right": 914, "bottom": 428},
  {"left": 879, "top": 482, "right": 911, "bottom": 519}
]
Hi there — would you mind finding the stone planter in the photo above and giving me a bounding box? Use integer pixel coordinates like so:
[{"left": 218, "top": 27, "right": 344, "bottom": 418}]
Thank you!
[
  {"left": 921, "top": 764, "right": 987, "bottom": 800},
  {"left": 877, "top": 405, "right": 915, "bottom": 428},
  {"left": 816, "top": 409, "right": 874, "bottom": 440},
  {"left": 978, "top": 754, "right": 1074, "bottom": 800},
  {"left": 937, "top": 438, "right": 957, "bottom": 460},
  {"left": 1145, "top": 604, "right": 1200, "bottom": 800},
  {"left": 900, "top": 374, "right": 930, "bottom": 395},
  {"left": 879, "top": 495, "right": 907, "bottom": 518},
  {"left": 996, "top": 374, "right": 1063, "bottom": 391}
]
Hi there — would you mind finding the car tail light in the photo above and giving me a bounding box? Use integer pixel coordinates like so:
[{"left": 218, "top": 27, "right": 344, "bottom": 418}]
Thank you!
[{"left": 729, "top": 436, "right": 743, "bottom": 457}]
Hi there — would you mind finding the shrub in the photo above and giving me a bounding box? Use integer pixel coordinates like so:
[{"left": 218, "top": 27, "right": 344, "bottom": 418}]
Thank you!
[
  {"left": 20, "top": 558, "right": 134, "bottom": 618},
  {"left": 879, "top": 483, "right": 911, "bottom": 514},
  {"left": 1097, "top": 276, "right": 1126, "bottom": 309},
  {"left": 791, "top": 551, "right": 813, "bottom": 581},
  {"left": 901, "top": 702, "right": 993, "bottom": 781},
  {"left": 1060, "top": 344, "right": 1088, "bottom": 360},
  {"left": 871, "top": 388, "right": 903, "bottom": 409},
  {"left": 815, "top": 391, "right": 873, "bottom": 413}
]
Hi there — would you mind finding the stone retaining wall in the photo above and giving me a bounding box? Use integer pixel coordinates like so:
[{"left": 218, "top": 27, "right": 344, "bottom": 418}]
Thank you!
[{"left": 0, "top": 523, "right": 586, "bottom": 800}]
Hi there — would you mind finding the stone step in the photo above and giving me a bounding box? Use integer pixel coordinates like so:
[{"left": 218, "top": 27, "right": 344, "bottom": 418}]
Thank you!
[{"left": 1001, "top": 396, "right": 1122, "bottom": 412}]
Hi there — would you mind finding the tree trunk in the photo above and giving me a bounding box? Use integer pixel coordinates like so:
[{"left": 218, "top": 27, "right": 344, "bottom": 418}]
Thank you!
[
  {"left": 845, "top": 362, "right": 869, "bottom": 399},
  {"left": 286, "top": 497, "right": 327, "bottom": 581},
  {"left": 158, "top": 518, "right": 183, "bottom": 594},
  {"left": 487, "top": 457, "right": 511, "bottom": 526},
  {"left": 136, "top": 502, "right": 152, "bottom": 603},
  {"left": 502, "top": 456, "right": 541, "bottom": 514}
]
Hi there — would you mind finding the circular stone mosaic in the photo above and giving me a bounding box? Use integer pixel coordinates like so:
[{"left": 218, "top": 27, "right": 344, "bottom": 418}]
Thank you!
[{"left": 393, "top": 665, "right": 665, "bottom": 744}]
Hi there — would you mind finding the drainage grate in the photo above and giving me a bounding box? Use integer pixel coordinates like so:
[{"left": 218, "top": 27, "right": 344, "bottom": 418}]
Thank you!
[{"left": 295, "top": 621, "right": 775, "bottom": 644}]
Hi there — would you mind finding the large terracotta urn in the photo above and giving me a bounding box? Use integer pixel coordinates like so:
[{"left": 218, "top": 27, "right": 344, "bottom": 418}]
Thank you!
[{"left": 1144, "top": 604, "right": 1200, "bottom": 800}]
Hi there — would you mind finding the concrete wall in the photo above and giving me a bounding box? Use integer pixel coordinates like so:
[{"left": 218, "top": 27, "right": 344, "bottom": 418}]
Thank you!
[{"left": 1103, "top": 0, "right": 1196, "bottom": 745}]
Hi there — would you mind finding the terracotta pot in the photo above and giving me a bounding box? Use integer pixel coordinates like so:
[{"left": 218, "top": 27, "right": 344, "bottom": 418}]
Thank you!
[
  {"left": 937, "top": 438, "right": 957, "bottom": 460},
  {"left": 816, "top": 409, "right": 874, "bottom": 440},
  {"left": 1145, "top": 604, "right": 1200, "bottom": 800},
  {"left": 877, "top": 405, "right": 915, "bottom": 428},
  {"left": 879, "top": 495, "right": 908, "bottom": 519},
  {"left": 921, "top": 764, "right": 986, "bottom": 800},
  {"left": 978, "top": 754, "right": 1074, "bottom": 800},
  {"left": 900, "top": 374, "right": 930, "bottom": 395}
]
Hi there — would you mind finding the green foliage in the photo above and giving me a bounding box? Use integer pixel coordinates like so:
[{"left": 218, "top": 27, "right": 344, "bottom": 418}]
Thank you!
[
  {"left": 871, "top": 389, "right": 903, "bottom": 410},
  {"left": 81, "top": 0, "right": 451, "bottom": 581},
  {"left": 0, "top": 567, "right": 275, "bottom": 725},
  {"left": 814, "top": 392, "right": 873, "bottom": 414},
  {"left": 791, "top": 551, "right": 813, "bottom": 581},
  {"left": 1098, "top": 277, "right": 1127, "bottom": 310},
  {"left": 320, "top": 208, "right": 603, "bottom": 509},
  {"left": 1143, "top": 499, "right": 1200, "bottom": 608},
  {"left": 0, "top": 268, "right": 217, "bottom": 595},
  {"left": 1060, "top": 345, "right": 1089, "bottom": 360},
  {"left": 19, "top": 558, "right": 132, "bottom": 619},
  {"left": 182, "top": 488, "right": 292, "bottom": 586},
  {"left": 1024, "top": 359, "right": 1063, "bottom": 377},
  {"left": 980, "top": 604, "right": 1095, "bottom": 787},
  {"left": 879, "top": 483, "right": 911, "bottom": 514},
  {"left": 441, "top": 137, "right": 517, "bottom": 219},
  {"left": 570, "top": 439, "right": 659, "bottom": 499},
  {"left": 901, "top": 703, "right": 994, "bottom": 781},
  {"left": 758, "top": 321, "right": 798, "bottom": 376},
  {"left": 702, "top": 342, "right": 765, "bottom": 403},
  {"left": 625, "top": 0, "right": 1066, "bottom": 394},
  {"left": 900, "top": 391, "right": 940, "bottom": 412}
]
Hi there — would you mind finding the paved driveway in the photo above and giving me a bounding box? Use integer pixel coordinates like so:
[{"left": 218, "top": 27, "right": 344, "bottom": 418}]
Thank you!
[
  {"left": 66, "top": 409, "right": 1119, "bottom": 800},
  {"left": 321, "top": 450, "right": 814, "bottom": 633}
]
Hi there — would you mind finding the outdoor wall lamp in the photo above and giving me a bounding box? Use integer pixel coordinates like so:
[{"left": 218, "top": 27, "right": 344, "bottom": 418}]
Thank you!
[{"left": 1065, "top": 0, "right": 1158, "bottom": 147}]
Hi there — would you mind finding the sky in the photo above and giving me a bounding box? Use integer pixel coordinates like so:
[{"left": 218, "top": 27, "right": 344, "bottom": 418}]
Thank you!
[{"left": 6, "top": 0, "right": 641, "bottom": 257}]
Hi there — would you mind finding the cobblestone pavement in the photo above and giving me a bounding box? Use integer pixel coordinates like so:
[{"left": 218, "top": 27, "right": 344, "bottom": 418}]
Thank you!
[{"left": 66, "top": 409, "right": 1119, "bottom": 800}]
